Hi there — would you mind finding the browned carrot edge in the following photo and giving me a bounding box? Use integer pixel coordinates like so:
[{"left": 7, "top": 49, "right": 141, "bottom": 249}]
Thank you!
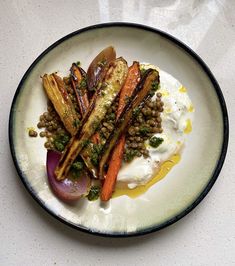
[
  {"left": 101, "top": 62, "right": 140, "bottom": 201},
  {"left": 98, "top": 69, "right": 159, "bottom": 183}
]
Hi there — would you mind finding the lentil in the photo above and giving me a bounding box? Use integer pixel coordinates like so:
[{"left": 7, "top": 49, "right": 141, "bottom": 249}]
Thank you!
[
  {"left": 39, "top": 131, "right": 46, "bottom": 137},
  {"left": 29, "top": 129, "right": 37, "bottom": 137},
  {"left": 124, "top": 90, "right": 164, "bottom": 162}
]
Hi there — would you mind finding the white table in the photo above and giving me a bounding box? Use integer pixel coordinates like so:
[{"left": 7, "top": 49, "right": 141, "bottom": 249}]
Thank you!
[{"left": 1, "top": 1, "right": 234, "bottom": 265}]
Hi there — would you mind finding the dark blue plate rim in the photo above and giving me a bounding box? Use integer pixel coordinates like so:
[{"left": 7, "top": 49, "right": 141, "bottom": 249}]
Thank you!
[{"left": 9, "top": 22, "right": 229, "bottom": 237}]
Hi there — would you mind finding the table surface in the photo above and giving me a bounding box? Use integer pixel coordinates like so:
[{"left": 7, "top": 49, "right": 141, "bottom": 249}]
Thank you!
[{"left": 1, "top": 0, "right": 234, "bottom": 265}]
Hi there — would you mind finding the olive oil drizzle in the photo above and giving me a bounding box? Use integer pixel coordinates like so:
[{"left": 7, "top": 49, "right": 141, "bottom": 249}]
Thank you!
[{"left": 113, "top": 154, "right": 181, "bottom": 199}]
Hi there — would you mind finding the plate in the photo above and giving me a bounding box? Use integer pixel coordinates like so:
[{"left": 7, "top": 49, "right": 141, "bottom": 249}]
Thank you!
[{"left": 9, "top": 23, "right": 228, "bottom": 237}]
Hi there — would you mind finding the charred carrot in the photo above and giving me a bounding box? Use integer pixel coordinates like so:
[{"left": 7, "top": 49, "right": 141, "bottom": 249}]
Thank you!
[
  {"left": 99, "top": 69, "right": 159, "bottom": 184},
  {"left": 100, "top": 135, "right": 125, "bottom": 201},
  {"left": 101, "top": 62, "right": 140, "bottom": 201},
  {"left": 117, "top": 62, "right": 140, "bottom": 117}
]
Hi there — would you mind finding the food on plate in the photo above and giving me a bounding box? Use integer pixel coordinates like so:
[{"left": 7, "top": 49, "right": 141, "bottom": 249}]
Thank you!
[
  {"left": 31, "top": 46, "right": 194, "bottom": 202},
  {"left": 47, "top": 150, "right": 91, "bottom": 201},
  {"left": 42, "top": 73, "right": 81, "bottom": 136}
]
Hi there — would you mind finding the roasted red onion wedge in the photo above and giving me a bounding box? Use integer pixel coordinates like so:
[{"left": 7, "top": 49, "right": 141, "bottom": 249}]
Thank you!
[
  {"left": 46, "top": 150, "right": 91, "bottom": 202},
  {"left": 87, "top": 46, "right": 116, "bottom": 91}
]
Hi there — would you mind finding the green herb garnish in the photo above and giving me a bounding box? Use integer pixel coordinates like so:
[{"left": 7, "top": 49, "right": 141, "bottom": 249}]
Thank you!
[
  {"left": 54, "top": 141, "right": 64, "bottom": 152},
  {"left": 80, "top": 78, "right": 87, "bottom": 88},
  {"left": 132, "top": 107, "right": 140, "bottom": 117},
  {"left": 124, "top": 149, "right": 138, "bottom": 162},
  {"left": 53, "top": 133, "right": 70, "bottom": 152},
  {"left": 149, "top": 137, "right": 164, "bottom": 148},
  {"left": 90, "top": 144, "right": 103, "bottom": 166},
  {"left": 69, "top": 159, "right": 84, "bottom": 180},
  {"left": 71, "top": 161, "right": 84, "bottom": 171},
  {"left": 140, "top": 68, "right": 147, "bottom": 76},
  {"left": 151, "top": 80, "right": 159, "bottom": 91},
  {"left": 73, "top": 119, "right": 80, "bottom": 128},
  {"left": 87, "top": 186, "right": 101, "bottom": 201},
  {"left": 139, "top": 126, "right": 150, "bottom": 136},
  {"left": 91, "top": 153, "right": 99, "bottom": 166},
  {"left": 149, "top": 90, "right": 155, "bottom": 97},
  {"left": 108, "top": 112, "right": 116, "bottom": 121},
  {"left": 81, "top": 139, "right": 91, "bottom": 148}
]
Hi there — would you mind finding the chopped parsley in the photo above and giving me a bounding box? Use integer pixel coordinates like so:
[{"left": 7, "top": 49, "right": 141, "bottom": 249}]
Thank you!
[
  {"left": 81, "top": 139, "right": 91, "bottom": 148},
  {"left": 73, "top": 119, "right": 80, "bottom": 128},
  {"left": 54, "top": 141, "right": 64, "bottom": 152},
  {"left": 71, "top": 161, "right": 84, "bottom": 171},
  {"left": 149, "top": 137, "right": 164, "bottom": 148},
  {"left": 80, "top": 78, "right": 87, "bottom": 88},
  {"left": 87, "top": 186, "right": 101, "bottom": 201},
  {"left": 69, "top": 159, "right": 84, "bottom": 180},
  {"left": 139, "top": 126, "right": 150, "bottom": 136},
  {"left": 107, "top": 112, "right": 116, "bottom": 121},
  {"left": 124, "top": 149, "right": 138, "bottom": 162},
  {"left": 151, "top": 80, "right": 159, "bottom": 91},
  {"left": 149, "top": 80, "right": 159, "bottom": 97},
  {"left": 140, "top": 68, "right": 147, "bottom": 76},
  {"left": 53, "top": 133, "right": 70, "bottom": 152},
  {"left": 91, "top": 144, "right": 103, "bottom": 166},
  {"left": 132, "top": 107, "right": 140, "bottom": 117}
]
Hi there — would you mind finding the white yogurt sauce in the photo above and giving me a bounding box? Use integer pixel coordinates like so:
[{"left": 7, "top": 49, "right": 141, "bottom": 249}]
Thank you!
[{"left": 117, "top": 64, "right": 194, "bottom": 189}]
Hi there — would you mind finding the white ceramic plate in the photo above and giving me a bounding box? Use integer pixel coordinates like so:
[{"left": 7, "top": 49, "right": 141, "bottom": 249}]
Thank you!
[{"left": 9, "top": 23, "right": 228, "bottom": 237}]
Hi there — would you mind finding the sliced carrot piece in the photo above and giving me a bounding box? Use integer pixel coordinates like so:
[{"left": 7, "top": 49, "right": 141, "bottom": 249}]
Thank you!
[
  {"left": 101, "top": 61, "right": 140, "bottom": 201},
  {"left": 117, "top": 61, "right": 140, "bottom": 117},
  {"left": 101, "top": 135, "right": 125, "bottom": 201}
]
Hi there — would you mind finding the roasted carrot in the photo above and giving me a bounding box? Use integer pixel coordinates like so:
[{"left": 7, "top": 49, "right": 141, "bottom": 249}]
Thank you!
[
  {"left": 99, "top": 69, "right": 159, "bottom": 182},
  {"left": 100, "top": 135, "right": 125, "bottom": 200},
  {"left": 117, "top": 62, "right": 141, "bottom": 117},
  {"left": 101, "top": 62, "right": 140, "bottom": 201}
]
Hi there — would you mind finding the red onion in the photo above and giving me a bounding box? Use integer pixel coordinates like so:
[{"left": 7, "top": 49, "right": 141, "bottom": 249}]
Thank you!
[
  {"left": 46, "top": 150, "right": 91, "bottom": 202},
  {"left": 87, "top": 46, "right": 116, "bottom": 91}
]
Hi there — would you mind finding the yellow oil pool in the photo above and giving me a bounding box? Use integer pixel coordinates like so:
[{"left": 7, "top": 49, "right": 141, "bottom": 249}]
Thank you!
[
  {"left": 113, "top": 154, "right": 181, "bottom": 199},
  {"left": 179, "top": 86, "right": 187, "bottom": 93},
  {"left": 184, "top": 119, "right": 192, "bottom": 134}
]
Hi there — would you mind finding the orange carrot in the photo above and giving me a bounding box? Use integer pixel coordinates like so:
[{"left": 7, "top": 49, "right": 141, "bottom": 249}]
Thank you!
[
  {"left": 117, "top": 61, "right": 140, "bottom": 117},
  {"left": 101, "top": 61, "right": 140, "bottom": 201},
  {"left": 101, "top": 135, "right": 125, "bottom": 200}
]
